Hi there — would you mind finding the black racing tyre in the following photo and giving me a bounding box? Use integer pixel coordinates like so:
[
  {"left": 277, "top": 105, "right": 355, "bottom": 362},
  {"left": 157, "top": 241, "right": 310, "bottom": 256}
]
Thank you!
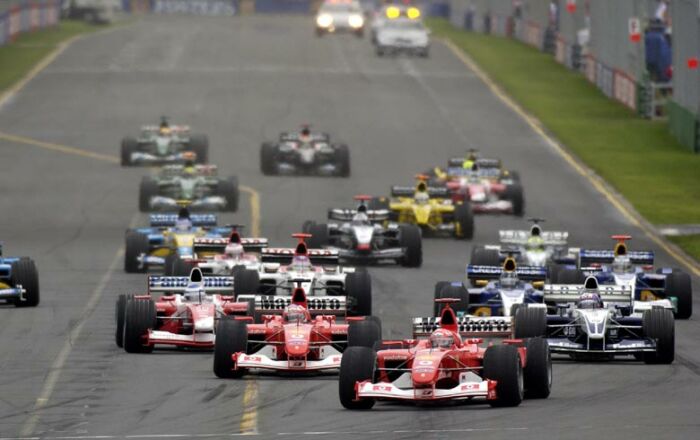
[
  {"left": 364, "top": 315, "right": 383, "bottom": 338},
  {"left": 339, "top": 347, "right": 376, "bottom": 409},
  {"left": 219, "top": 176, "right": 239, "bottom": 212},
  {"left": 120, "top": 136, "right": 138, "bottom": 166},
  {"left": 483, "top": 344, "right": 524, "bottom": 407},
  {"left": 665, "top": 271, "right": 692, "bottom": 319},
  {"left": 642, "top": 308, "right": 675, "bottom": 364},
  {"left": 547, "top": 263, "right": 565, "bottom": 284},
  {"left": 506, "top": 170, "right": 521, "bottom": 182},
  {"left": 348, "top": 319, "right": 382, "bottom": 348},
  {"left": 139, "top": 177, "right": 159, "bottom": 212},
  {"left": 125, "top": 231, "right": 149, "bottom": 273},
  {"left": 368, "top": 197, "right": 389, "bottom": 211},
  {"left": 11, "top": 258, "right": 39, "bottom": 307},
  {"left": 513, "top": 307, "right": 547, "bottom": 338},
  {"left": 189, "top": 133, "right": 209, "bottom": 163},
  {"left": 419, "top": 48, "right": 429, "bottom": 58},
  {"left": 345, "top": 271, "right": 372, "bottom": 316},
  {"left": 307, "top": 223, "right": 329, "bottom": 248},
  {"left": 454, "top": 203, "right": 474, "bottom": 240},
  {"left": 302, "top": 220, "right": 315, "bottom": 234},
  {"left": 163, "top": 254, "right": 177, "bottom": 276},
  {"left": 398, "top": 225, "right": 422, "bottom": 267},
  {"left": 470, "top": 247, "right": 500, "bottom": 267},
  {"left": 123, "top": 299, "right": 156, "bottom": 353},
  {"left": 434, "top": 283, "right": 469, "bottom": 316},
  {"left": 115, "top": 293, "right": 133, "bottom": 347},
  {"left": 557, "top": 268, "right": 586, "bottom": 284},
  {"left": 335, "top": 144, "right": 351, "bottom": 177},
  {"left": 214, "top": 318, "right": 248, "bottom": 378},
  {"left": 503, "top": 184, "right": 525, "bottom": 217},
  {"left": 260, "top": 142, "right": 277, "bottom": 175},
  {"left": 172, "top": 257, "right": 196, "bottom": 277},
  {"left": 232, "top": 266, "right": 260, "bottom": 296},
  {"left": 433, "top": 281, "right": 449, "bottom": 315},
  {"left": 523, "top": 337, "right": 552, "bottom": 399}
]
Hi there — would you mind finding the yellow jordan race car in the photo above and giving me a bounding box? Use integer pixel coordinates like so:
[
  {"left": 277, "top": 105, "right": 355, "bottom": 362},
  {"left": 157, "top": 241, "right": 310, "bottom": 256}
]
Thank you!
[{"left": 374, "top": 176, "right": 474, "bottom": 239}]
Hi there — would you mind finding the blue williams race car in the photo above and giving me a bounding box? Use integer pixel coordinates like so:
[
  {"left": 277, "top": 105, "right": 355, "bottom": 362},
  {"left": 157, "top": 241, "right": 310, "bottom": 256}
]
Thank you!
[
  {"left": 0, "top": 244, "right": 39, "bottom": 307},
  {"left": 556, "top": 235, "right": 692, "bottom": 319},
  {"left": 434, "top": 256, "right": 547, "bottom": 317},
  {"left": 124, "top": 209, "right": 231, "bottom": 274}
]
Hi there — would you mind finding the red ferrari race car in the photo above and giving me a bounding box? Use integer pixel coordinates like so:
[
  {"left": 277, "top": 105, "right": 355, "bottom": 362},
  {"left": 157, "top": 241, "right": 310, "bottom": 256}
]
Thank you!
[
  {"left": 339, "top": 299, "right": 551, "bottom": 409},
  {"left": 115, "top": 268, "right": 250, "bottom": 353},
  {"left": 213, "top": 285, "right": 381, "bottom": 378}
]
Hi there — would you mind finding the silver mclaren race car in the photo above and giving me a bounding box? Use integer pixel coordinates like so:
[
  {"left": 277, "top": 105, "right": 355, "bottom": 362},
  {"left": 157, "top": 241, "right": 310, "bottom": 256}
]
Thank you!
[
  {"left": 375, "top": 17, "right": 430, "bottom": 57},
  {"left": 260, "top": 125, "right": 350, "bottom": 177},
  {"left": 302, "top": 195, "right": 422, "bottom": 267},
  {"left": 121, "top": 117, "right": 208, "bottom": 166}
]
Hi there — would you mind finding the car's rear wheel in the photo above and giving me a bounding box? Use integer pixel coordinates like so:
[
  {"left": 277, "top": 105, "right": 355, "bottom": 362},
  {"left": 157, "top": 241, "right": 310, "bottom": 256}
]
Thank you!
[
  {"left": 434, "top": 282, "right": 469, "bottom": 316},
  {"left": 345, "top": 271, "right": 372, "bottom": 316},
  {"left": 523, "top": 337, "right": 552, "bottom": 399},
  {"left": 260, "top": 142, "right": 277, "bottom": 175},
  {"left": 398, "top": 225, "right": 422, "bottom": 267},
  {"left": 665, "top": 271, "right": 692, "bottom": 319},
  {"left": 121, "top": 136, "right": 138, "bottom": 166},
  {"left": 125, "top": 231, "right": 149, "bottom": 273},
  {"left": 454, "top": 203, "right": 474, "bottom": 240},
  {"left": 139, "top": 177, "right": 159, "bottom": 212},
  {"left": 11, "top": 258, "right": 39, "bottom": 307},
  {"left": 219, "top": 176, "right": 239, "bottom": 212},
  {"left": 115, "top": 293, "right": 133, "bottom": 347},
  {"left": 232, "top": 266, "right": 260, "bottom": 296},
  {"left": 189, "top": 133, "right": 209, "bottom": 163},
  {"left": 335, "top": 144, "right": 351, "bottom": 177},
  {"left": 503, "top": 184, "right": 525, "bottom": 216},
  {"left": 348, "top": 318, "right": 382, "bottom": 348},
  {"left": 513, "top": 307, "right": 547, "bottom": 338},
  {"left": 307, "top": 223, "right": 329, "bottom": 248}
]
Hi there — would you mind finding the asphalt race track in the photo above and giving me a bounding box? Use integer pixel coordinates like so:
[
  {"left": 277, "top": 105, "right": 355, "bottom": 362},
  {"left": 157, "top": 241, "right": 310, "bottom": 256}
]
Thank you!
[{"left": 0, "top": 16, "right": 699, "bottom": 439}]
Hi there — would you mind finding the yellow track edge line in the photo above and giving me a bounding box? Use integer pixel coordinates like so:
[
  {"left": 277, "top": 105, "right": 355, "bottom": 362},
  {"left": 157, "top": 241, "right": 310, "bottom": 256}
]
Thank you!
[{"left": 439, "top": 37, "right": 700, "bottom": 277}]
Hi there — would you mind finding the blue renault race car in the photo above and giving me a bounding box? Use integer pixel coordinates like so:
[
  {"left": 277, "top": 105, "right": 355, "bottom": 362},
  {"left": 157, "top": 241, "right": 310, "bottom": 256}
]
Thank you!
[{"left": 0, "top": 244, "right": 39, "bottom": 307}]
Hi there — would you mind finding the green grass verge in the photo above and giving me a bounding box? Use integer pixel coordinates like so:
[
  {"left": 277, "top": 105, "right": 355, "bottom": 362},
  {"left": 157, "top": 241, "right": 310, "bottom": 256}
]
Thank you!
[
  {"left": 0, "top": 20, "right": 102, "bottom": 93},
  {"left": 427, "top": 19, "right": 700, "bottom": 228},
  {"left": 669, "top": 235, "right": 700, "bottom": 262}
]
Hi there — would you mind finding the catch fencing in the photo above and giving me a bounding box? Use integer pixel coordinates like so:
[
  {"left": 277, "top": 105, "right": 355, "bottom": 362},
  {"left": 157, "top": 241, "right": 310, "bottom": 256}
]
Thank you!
[
  {"left": 445, "top": 0, "right": 700, "bottom": 152},
  {"left": 0, "top": 0, "right": 60, "bottom": 47}
]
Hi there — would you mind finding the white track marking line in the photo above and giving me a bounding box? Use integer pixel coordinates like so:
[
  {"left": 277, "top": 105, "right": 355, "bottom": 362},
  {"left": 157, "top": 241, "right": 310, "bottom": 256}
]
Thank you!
[
  {"left": 439, "top": 38, "right": 700, "bottom": 276},
  {"left": 18, "top": 214, "right": 139, "bottom": 436}
]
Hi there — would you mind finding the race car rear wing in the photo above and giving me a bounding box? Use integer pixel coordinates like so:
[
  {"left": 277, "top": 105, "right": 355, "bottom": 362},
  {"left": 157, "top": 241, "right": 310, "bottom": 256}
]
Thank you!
[
  {"left": 236, "top": 294, "right": 347, "bottom": 315},
  {"left": 148, "top": 275, "right": 234, "bottom": 294},
  {"left": 279, "top": 132, "right": 329, "bottom": 142},
  {"left": 543, "top": 284, "right": 632, "bottom": 304},
  {"left": 498, "top": 230, "right": 568, "bottom": 246},
  {"left": 412, "top": 316, "right": 512, "bottom": 338},
  {"left": 466, "top": 264, "right": 547, "bottom": 282},
  {"left": 149, "top": 213, "right": 218, "bottom": 228},
  {"left": 390, "top": 186, "right": 450, "bottom": 198},
  {"left": 261, "top": 248, "right": 339, "bottom": 266},
  {"left": 447, "top": 157, "right": 502, "bottom": 169},
  {"left": 327, "top": 208, "right": 390, "bottom": 222},
  {"left": 193, "top": 237, "right": 269, "bottom": 254},
  {"left": 579, "top": 249, "right": 654, "bottom": 265}
]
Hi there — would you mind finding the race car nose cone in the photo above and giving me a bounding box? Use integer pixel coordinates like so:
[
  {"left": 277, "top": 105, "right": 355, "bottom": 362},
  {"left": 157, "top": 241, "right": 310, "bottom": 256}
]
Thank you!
[{"left": 357, "top": 243, "right": 371, "bottom": 251}]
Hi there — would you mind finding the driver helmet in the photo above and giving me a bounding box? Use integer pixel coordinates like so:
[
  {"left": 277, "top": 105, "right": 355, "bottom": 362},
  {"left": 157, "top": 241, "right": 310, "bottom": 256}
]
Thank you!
[
  {"left": 300, "top": 125, "right": 311, "bottom": 140},
  {"left": 175, "top": 217, "right": 192, "bottom": 232},
  {"left": 183, "top": 284, "right": 205, "bottom": 301},
  {"left": 462, "top": 159, "right": 475, "bottom": 170},
  {"left": 429, "top": 329, "right": 457, "bottom": 350},
  {"left": 499, "top": 271, "right": 519, "bottom": 288},
  {"left": 183, "top": 166, "right": 197, "bottom": 177},
  {"left": 353, "top": 212, "right": 369, "bottom": 224},
  {"left": 225, "top": 243, "right": 244, "bottom": 258},
  {"left": 159, "top": 126, "right": 172, "bottom": 136},
  {"left": 415, "top": 191, "right": 429, "bottom": 205},
  {"left": 578, "top": 292, "right": 603, "bottom": 310},
  {"left": 612, "top": 256, "right": 632, "bottom": 274},
  {"left": 291, "top": 255, "right": 311, "bottom": 272},
  {"left": 283, "top": 304, "right": 309, "bottom": 323}
]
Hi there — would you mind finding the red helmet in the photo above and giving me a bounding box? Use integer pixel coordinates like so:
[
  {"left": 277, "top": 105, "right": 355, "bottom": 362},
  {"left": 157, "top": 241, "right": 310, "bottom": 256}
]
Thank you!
[{"left": 283, "top": 304, "right": 309, "bottom": 323}]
